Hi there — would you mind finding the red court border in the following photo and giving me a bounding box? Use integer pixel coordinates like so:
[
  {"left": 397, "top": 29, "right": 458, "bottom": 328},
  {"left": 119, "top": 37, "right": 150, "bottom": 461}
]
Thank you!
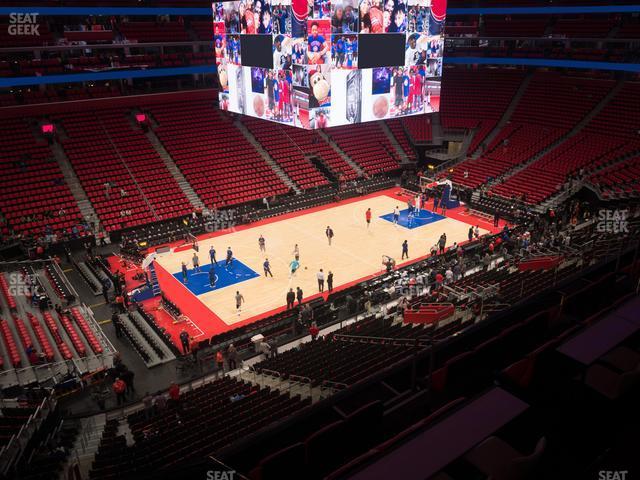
[{"left": 150, "top": 188, "right": 509, "bottom": 340}]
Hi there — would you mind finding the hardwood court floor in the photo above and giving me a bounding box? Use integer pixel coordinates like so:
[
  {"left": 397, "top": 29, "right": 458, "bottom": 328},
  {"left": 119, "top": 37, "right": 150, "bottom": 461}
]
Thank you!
[{"left": 154, "top": 192, "right": 489, "bottom": 326}]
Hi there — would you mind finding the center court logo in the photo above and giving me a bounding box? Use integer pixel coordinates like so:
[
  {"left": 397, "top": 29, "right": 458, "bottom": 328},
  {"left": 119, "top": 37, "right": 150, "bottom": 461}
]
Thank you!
[
  {"left": 8, "top": 13, "right": 40, "bottom": 36},
  {"left": 596, "top": 209, "right": 629, "bottom": 234}
]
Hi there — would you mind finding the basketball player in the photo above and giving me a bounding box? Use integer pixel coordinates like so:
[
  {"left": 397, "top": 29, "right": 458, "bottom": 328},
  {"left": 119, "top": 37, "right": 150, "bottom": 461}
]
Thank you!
[
  {"left": 235, "top": 291, "right": 245, "bottom": 314},
  {"left": 393, "top": 206, "right": 400, "bottom": 224},
  {"left": 263, "top": 258, "right": 273, "bottom": 277},
  {"left": 226, "top": 247, "right": 234, "bottom": 267},
  {"left": 307, "top": 22, "right": 329, "bottom": 64},
  {"left": 209, "top": 267, "right": 216, "bottom": 288},
  {"left": 365, "top": 208, "right": 372, "bottom": 228},
  {"left": 293, "top": 244, "right": 300, "bottom": 260},
  {"left": 402, "top": 240, "right": 409, "bottom": 259},
  {"left": 258, "top": 235, "right": 266, "bottom": 252},
  {"left": 210, "top": 245, "right": 217, "bottom": 265},
  {"left": 289, "top": 258, "right": 300, "bottom": 277},
  {"left": 181, "top": 261, "right": 188, "bottom": 284},
  {"left": 192, "top": 252, "right": 201, "bottom": 272}
]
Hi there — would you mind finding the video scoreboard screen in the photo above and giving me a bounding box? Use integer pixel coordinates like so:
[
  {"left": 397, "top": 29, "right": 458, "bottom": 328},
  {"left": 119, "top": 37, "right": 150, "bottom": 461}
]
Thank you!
[{"left": 213, "top": 0, "right": 446, "bottom": 129}]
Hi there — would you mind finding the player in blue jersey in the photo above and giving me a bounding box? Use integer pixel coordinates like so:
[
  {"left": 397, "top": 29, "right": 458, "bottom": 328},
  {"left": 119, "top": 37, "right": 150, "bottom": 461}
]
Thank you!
[
  {"left": 307, "top": 22, "right": 328, "bottom": 64},
  {"left": 345, "top": 36, "right": 355, "bottom": 68},
  {"left": 334, "top": 36, "right": 345, "bottom": 67}
]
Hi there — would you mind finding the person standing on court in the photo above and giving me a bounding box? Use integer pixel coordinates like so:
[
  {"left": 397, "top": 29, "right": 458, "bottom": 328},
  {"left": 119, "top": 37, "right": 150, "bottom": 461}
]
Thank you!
[
  {"left": 209, "top": 245, "right": 217, "bottom": 265},
  {"left": 438, "top": 233, "right": 447, "bottom": 254},
  {"left": 317, "top": 269, "right": 325, "bottom": 292},
  {"left": 326, "top": 226, "right": 334, "bottom": 245},
  {"left": 209, "top": 267, "right": 216, "bottom": 288},
  {"left": 402, "top": 240, "right": 409, "bottom": 259},
  {"left": 259, "top": 235, "right": 266, "bottom": 252},
  {"left": 468, "top": 226, "right": 474, "bottom": 242},
  {"left": 293, "top": 244, "right": 300, "bottom": 261},
  {"left": 393, "top": 207, "right": 400, "bottom": 225},
  {"left": 181, "top": 261, "right": 188, "bottom": 283},
  {"left": 192, "top": 252, "right": 200, "bottom": 272},
  {"left": 226, "top": 247, "right": 233, "bottom": 267},
  {"left": 235, "top": 291, "right": 244, "bottom": 313},
  {"left": 263, "top": 258, "right": 273, "bottom": 277},
  {"left": 180, "top": 329, "right": 190, "bottom": 354},
  {"left": 296, "top": 286, "right": 303, "bottom": 305},
  {"left": 327, "top": 271, "right": 334, "bottom": 292},
  {"left": 286, "top": 288, "right": 296, "bottom": 309},
  {"left": 365, "top": 208, "right": 372, "bottom": 228}
]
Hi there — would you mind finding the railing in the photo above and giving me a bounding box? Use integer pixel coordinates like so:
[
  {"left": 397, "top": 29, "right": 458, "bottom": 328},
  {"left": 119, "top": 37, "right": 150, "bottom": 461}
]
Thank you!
[
  {"left": 333, "top": 334, "right": 431, "bottom": 348},
  {"left": 0, "top": 391, "right": 56, "bottom": 475}
]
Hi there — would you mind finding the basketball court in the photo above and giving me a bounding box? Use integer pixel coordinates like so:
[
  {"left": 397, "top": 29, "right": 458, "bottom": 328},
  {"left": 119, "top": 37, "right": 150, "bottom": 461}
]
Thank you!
[{"left": 145, "top": 188, "right": 500, "bottom": 346}]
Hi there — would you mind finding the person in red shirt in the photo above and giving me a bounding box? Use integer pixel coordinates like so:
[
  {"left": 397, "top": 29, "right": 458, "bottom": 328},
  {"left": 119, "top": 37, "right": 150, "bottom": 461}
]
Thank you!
[
  {"left": 435, "top": 272, "right": 444, "bottom": 289},
  {"left": 215, "top": 350, "right": 224, "bottom": 376},
  {"left": 488, "top": 242, "right": 495, "bottom": 254},
  {"left": 168, "top": 382, "right": 180, "bottom": 404},
  {"left": 309, "top": 322, "right": 320, "bottom": 341},
  {"left": 369, "top": 0, "right": 384, "bottom": 33},
  {"left": 113, "top": 378, "right": 126, "bottom": 406},
  {"left": 244, "top": 5, "right": 256, "bottom": 33},
  {"left": 365, "top": 208, "right": 372, "bottom": 228}
]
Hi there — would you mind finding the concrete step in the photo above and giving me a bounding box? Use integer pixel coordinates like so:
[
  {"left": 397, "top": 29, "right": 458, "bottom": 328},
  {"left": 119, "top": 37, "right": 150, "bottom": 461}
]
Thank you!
[
  {"left": 234, "top": 119, "right": 301, "bottom": 193},
  {"left": 379, "top": 120, "right": 409, "bottom": 164},
  {"left": 471, "top": 72, "right": 533, "bottom": 160},
  {"left": 144, "top": 127, "right": 206, "bottom": 210},
  {"left": 315, "top": 130, "right": 364, "bottom": 177}
]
